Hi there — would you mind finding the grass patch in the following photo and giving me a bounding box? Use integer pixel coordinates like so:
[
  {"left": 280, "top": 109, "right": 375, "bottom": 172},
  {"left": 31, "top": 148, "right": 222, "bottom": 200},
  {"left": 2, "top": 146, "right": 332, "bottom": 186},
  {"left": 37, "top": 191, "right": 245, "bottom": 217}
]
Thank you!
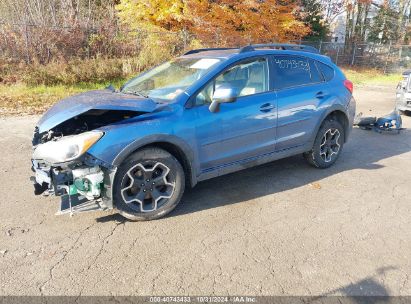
[
  {"left": 342, "top": 67, "right": 402, "bottom": 86},
  {"left": 0, "top": 80, "right": 126, "bottom": 115}
]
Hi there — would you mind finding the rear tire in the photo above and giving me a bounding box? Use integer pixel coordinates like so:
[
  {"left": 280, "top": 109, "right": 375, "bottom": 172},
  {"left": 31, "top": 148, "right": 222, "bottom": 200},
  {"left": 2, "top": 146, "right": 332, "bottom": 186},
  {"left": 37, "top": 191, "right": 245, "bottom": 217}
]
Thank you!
[
  {"left": 304, "top": 119, "right": 344, "bottom": 169},
  {"left": 113, "top": 147, "right": 185, "bottom": 221}
]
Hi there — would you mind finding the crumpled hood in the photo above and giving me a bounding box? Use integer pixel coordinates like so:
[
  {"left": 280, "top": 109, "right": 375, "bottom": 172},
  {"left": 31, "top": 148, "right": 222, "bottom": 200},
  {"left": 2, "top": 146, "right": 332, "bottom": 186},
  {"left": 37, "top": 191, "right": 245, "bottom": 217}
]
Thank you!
[{"left": 37, "top": 89, "right": 159, "bottom": 133}]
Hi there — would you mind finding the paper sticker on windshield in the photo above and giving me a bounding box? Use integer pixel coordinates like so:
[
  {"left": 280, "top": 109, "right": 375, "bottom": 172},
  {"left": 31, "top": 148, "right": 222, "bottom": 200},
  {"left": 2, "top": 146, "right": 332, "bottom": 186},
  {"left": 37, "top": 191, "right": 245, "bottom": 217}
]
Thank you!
[{"left": 190, "top": 58, "right": 220, "bottom": 69}]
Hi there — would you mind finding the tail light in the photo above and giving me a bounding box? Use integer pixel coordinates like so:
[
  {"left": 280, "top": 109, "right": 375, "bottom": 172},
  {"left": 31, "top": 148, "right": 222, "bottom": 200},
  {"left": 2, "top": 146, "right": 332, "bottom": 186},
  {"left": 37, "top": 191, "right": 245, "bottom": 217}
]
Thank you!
[{"left": 344, "top": 79, "right": 353, "bottom": 94}]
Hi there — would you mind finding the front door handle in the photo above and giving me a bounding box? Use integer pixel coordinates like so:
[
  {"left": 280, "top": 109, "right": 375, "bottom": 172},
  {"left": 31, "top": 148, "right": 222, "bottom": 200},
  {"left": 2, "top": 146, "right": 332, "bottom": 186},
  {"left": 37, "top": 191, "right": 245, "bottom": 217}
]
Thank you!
[{"left": 260, "top": 103, "right": 275, "bottom": 112}]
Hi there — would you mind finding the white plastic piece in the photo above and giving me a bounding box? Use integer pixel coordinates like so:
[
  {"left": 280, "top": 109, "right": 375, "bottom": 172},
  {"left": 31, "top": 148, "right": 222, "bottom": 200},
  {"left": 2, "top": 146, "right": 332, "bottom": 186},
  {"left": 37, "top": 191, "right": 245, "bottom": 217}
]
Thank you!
[
  {"left": 85, "top": 172, "right": 104, "bottom": 198},
  {"left": 72, "top": 166, "right": 101, "bottom": 179},
  {"left": 72, "top": 166, "right": 104, "bottom": 200}
]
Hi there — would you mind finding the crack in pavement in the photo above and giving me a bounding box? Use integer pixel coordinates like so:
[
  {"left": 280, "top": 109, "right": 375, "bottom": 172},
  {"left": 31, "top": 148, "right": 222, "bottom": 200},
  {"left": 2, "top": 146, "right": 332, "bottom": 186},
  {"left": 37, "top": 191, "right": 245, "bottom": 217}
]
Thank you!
[
  {"left": 77, "top": 221, "right": 125, "bottom": 296},
  {"left": 38, "top": 222, "right": 98, "bottom": 295}
]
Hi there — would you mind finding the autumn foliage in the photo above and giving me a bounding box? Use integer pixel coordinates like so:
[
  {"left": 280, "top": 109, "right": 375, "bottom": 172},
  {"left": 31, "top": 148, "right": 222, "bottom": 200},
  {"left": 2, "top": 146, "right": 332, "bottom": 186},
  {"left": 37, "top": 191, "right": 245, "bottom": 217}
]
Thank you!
[
  {"left": 116, "top": 0, "right": 310, "bottom": 46},
  {"left": 0, "top": 0, "right": 311, "bottom": 85}
]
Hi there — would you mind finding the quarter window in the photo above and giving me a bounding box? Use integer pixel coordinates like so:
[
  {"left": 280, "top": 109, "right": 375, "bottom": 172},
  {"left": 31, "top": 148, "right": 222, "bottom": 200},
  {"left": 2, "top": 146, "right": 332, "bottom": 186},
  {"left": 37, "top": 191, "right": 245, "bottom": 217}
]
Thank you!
[
  {"left": 316, "top": 61, "right": 335, "bottom": 82},
  {"left": 309, "top": 59, "right": 323, "bottom": 83},
  {"left": 194, "top": 58, "right": 269, "bottom": 106}
]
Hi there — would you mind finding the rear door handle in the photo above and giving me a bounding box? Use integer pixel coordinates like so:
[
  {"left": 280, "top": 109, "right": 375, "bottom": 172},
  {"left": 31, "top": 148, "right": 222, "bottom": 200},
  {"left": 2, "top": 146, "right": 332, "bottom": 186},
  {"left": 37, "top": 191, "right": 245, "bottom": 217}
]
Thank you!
[
  {"left": 315, "top": 91, "right": 324, "bottom": 99},
  {"left": 260, "top": 103, "right": 275, "bottom": 112}
]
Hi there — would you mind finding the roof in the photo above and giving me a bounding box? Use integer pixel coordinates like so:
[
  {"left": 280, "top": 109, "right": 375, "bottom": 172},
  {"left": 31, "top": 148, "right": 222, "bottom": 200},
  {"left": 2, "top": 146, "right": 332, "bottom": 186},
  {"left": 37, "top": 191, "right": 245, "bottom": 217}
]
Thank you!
[{"left": 180, "top": 44, "right": 331, "bottom": 63}]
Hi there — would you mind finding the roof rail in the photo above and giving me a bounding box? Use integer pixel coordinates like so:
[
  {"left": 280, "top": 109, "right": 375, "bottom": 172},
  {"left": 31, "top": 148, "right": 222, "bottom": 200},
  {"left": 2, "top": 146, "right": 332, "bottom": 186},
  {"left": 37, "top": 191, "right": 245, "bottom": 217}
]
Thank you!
[
  {"left": 239, "top": 43, "right": 319, "bottom": 54},
  {"left": 184, "top": 47, "right": 237, "bottom": 55}
]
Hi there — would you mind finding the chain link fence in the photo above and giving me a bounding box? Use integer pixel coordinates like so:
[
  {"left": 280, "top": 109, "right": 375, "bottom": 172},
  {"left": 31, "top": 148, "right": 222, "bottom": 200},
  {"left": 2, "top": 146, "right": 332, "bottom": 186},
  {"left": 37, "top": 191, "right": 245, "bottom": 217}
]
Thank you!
[
  {"left": 1, "top": 22, "right": 411, "bottom": 74},
  {"left": 293, "top": 40, "right": 411, "bottom": 73}
]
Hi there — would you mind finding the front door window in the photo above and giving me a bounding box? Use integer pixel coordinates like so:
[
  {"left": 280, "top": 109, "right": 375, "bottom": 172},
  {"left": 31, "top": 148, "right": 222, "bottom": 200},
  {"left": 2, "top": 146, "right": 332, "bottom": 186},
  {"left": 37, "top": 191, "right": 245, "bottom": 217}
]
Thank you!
[{"left": 195, "top": 58, "right": 269, "bottom": 106}]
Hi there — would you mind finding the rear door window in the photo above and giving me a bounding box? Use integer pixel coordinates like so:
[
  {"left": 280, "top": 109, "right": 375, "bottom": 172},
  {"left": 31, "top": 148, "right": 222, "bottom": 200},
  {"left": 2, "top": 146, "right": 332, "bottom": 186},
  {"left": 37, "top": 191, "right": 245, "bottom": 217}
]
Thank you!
[{"left": 272, "top": 55, "right": 319, "bottom": 89}]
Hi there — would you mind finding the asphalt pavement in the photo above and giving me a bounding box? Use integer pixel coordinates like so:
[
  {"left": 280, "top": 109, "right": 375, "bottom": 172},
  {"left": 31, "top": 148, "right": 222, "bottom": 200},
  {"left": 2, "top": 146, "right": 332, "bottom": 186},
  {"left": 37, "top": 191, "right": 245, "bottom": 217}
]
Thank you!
[{"left": 0, "top": 85, "right": 410, "bottom": 296}]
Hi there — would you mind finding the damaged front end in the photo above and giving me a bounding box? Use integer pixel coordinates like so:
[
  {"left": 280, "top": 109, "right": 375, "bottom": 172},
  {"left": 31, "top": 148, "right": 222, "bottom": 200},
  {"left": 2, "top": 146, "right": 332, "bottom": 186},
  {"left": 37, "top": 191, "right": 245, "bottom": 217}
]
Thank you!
[
  {"left": 31, "top": 89, "right": 159, "bottom": 215},
  {"left": 31, "top": 157, "right": 114, "bottom": 215},
  {"left": 31, "top": 128, "right": 116, "bottom": 215}
]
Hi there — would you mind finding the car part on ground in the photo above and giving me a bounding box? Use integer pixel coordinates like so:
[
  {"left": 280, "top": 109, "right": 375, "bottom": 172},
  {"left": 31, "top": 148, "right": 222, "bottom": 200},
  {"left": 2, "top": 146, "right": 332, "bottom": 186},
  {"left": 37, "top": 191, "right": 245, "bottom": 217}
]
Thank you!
[
  {"left": 354, "top": 113, "right": 377, "bottom": 129},
  {"left": 354, "top": 110, "right": 403, "bottom": 134},
  {"left": 375, "top": 110, "right": 403, "bottom": 133},
  {"left": 31, "top": 43, "right": 355, "bottom": 221}
]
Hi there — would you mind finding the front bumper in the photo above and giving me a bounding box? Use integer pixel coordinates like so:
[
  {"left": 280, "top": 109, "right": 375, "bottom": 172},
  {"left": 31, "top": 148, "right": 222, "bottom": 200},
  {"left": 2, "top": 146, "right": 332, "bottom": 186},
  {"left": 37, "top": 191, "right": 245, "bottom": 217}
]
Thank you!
[{"left": 31, "top": 158, "right": 115, "bottom": 215}]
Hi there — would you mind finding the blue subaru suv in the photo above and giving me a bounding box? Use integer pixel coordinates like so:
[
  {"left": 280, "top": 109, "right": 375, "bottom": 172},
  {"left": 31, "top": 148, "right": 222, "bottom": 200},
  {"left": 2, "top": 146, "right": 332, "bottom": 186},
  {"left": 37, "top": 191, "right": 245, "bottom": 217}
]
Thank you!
[{"left": 31, "top": 44, "right": 356, "bottom": 221}]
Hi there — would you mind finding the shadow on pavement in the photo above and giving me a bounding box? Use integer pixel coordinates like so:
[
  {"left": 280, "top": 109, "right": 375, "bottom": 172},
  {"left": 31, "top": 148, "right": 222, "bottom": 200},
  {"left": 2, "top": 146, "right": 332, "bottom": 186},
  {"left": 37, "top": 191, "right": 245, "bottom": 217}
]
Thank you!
[
  {"left": 94, "top": 126, "right": 411, "bottom": 222},
  {"left": 316, "top": 266, "right": 397, "bottom": 302},
  {"left": 171, "top": 127, "right": 411, "bottom": 217},
  {"left": 96, "top": 212, "right": 129, "bottom": 223}
]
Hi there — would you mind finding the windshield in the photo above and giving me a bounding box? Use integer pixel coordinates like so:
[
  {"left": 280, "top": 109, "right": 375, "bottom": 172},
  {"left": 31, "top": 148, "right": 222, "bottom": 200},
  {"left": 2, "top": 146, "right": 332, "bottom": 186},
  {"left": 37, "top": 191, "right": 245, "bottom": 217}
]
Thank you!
[{"left": 121, "top": 57, "right": 221, "bottom": 102}]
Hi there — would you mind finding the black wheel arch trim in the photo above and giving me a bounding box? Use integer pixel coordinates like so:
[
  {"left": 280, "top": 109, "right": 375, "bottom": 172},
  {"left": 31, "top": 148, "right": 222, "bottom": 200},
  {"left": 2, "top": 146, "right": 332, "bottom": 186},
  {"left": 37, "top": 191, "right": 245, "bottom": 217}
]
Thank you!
[
  {"left": 112, "top": 134, "right": 198, "bottom": 187},
  {"left": 309, "top": 104, "right": 350, "bottom": 147}
]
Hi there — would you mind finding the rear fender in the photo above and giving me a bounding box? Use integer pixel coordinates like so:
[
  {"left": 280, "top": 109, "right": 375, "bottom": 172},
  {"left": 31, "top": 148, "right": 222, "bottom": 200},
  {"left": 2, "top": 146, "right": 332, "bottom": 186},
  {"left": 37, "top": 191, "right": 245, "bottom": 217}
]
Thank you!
[{"left": 308, "top": 104, "right": 350, "bottom": 149}]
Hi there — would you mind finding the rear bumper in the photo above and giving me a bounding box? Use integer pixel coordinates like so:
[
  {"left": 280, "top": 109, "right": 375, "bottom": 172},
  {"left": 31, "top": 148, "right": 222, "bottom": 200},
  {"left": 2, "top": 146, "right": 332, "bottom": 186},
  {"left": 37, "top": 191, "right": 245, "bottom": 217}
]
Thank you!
[
  {"left": 397, "top": 97, "right": 411, "bottom": 112},
  {"left": 398, "top": 104, "right": 411, "bottom": 112},
  {"left": 346, "top": 96, "right": 356, "bottom": 141}
]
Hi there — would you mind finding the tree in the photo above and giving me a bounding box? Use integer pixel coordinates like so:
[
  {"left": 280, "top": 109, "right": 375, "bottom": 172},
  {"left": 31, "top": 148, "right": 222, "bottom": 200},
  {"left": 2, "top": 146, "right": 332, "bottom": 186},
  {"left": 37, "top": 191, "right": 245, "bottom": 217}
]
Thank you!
[
  {"left": 323, "top": 0, "right": 345, "bottom": 25},
  {"left": 116, "top": 0, "right": 310, "bottom": 46},
  {"left": 300, "top": 0, "right": 329, "bottom": 41},
  {"left": 367, "top": 1, "right": 399, "bottom": 43},
  {"left": 116, "top": 0, "right": 190, "bottom": 31},
  {"left": 344, "top": 0, "right": 372, "bottom": 45},
  {"left": 0, "top": 0, "right": 120, "bottom": 63},
  {"left": 391, "top": 0, "right": 411, "bottom": 44},
  {"left": 188, "top": 0, "right": 310, "bottom": 45}
]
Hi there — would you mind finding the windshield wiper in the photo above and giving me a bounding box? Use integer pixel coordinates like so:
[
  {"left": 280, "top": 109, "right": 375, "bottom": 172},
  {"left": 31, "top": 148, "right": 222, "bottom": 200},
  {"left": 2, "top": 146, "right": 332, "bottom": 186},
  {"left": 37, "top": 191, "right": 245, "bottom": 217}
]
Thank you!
[{"left": 123, "top": 90, "right": 149, "bottom": 98}]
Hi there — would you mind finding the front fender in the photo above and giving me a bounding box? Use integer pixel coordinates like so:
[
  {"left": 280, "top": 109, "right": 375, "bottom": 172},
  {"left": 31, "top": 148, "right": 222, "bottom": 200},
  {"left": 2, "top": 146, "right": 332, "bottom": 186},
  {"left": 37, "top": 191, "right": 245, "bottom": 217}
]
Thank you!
[{"left": 112, "top": 134, "right": 197, "bottom": 187}]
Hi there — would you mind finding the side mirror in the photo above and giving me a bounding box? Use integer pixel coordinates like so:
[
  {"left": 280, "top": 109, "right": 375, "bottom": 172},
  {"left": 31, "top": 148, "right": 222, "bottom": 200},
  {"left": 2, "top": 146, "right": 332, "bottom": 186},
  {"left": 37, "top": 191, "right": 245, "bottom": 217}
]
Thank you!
[{"left": 209, "top": 86, "right": 238, "bottom": 113}]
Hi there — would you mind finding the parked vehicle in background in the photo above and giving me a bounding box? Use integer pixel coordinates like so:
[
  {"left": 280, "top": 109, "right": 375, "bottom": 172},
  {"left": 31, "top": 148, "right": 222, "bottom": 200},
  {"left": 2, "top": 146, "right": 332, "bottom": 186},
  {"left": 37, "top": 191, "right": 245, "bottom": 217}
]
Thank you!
[
  {"left": 396, "top": 69, "right": 411, "bottom": 114},
  {"left": 31, "top": 44, "right": 356, "bottom": 221}
]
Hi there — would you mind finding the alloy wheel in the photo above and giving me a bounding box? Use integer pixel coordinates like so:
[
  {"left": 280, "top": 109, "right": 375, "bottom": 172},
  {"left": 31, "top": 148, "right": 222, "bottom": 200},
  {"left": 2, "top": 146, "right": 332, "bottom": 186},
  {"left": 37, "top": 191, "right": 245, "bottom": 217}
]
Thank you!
[
  {"left": 120, "top": 162, "right": 175, "bottom": 212},
  {"left": 319, "top": 128, "right": 341, "bottom": 163}
]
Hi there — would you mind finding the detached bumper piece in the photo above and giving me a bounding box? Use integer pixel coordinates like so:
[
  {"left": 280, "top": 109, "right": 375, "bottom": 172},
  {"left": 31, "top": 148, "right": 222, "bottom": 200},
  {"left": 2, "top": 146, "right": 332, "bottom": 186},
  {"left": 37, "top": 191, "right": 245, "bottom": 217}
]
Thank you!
[
  {"left": 31, "top": 161, "right": 109, "bottom": 215},
  {"left": 57, "top": 194, "right": 105, "bottom": 215}
]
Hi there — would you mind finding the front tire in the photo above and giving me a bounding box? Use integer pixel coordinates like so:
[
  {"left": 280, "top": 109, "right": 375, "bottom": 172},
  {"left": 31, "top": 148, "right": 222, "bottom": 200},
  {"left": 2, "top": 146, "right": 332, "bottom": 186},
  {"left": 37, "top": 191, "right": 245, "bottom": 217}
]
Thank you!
[
  {"left": 113, "top": 147, "right": 185, "bottom": 221},
  {"left": 304, "top": 119, "right": 344, "bottom": 168}
]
